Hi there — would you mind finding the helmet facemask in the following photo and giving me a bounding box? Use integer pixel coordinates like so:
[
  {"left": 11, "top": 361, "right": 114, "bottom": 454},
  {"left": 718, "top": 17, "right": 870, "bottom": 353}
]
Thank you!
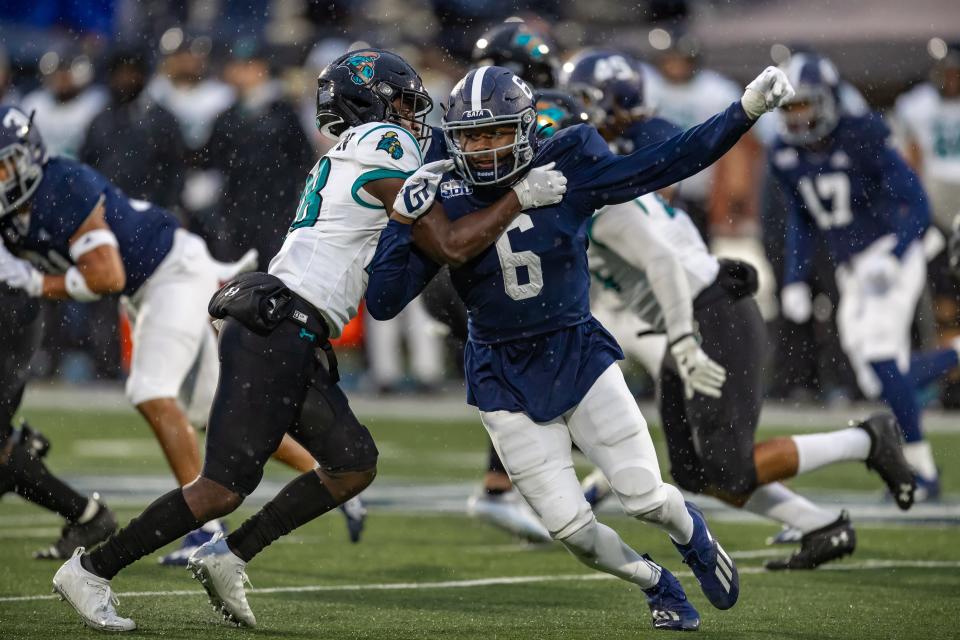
[
  {"left": 384, "top": 86, "right": 434, "bottom": 150},
  {"left": 779, "top": 84, "right": 839, "bottom": 146},
  {"left": 442, "top": 108, "right": 536, "bottom": 186},
  {"left": 0, "top": 143, "right": 43, "bottom": 217}
]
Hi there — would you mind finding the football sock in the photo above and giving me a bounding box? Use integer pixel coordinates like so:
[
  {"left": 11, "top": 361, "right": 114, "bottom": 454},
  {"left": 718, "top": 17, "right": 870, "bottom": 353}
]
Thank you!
[
  {"left": 870, "top": 360, "right": 922, "bottom": 443},
  {"left": 791, "top": 428, "right": 871, "bottom": 474},
  {"left": 903, "top": 440, "right": 938, "bottom": 480},
  {"left": 743, "top": 483, "right": 837, "bottom": 533},
  {"left": 909, "top": 349, "right": 958, "bottom": 389},
  {"left": 4, "top": 434, "right": 88, "bottom": 522},
  {"left": 227, "top": 470, "right": 338, "bottom": 563},
  {"left": 560, "top": 517, "right": 660, "bottom": 589},
  {"left": 84, "top": 488, "right": 200, "bottom": 580}
]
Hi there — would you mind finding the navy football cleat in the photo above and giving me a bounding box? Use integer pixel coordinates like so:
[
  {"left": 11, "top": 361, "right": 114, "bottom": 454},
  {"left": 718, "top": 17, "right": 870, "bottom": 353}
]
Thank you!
[
  {"left": 339, "top": 495, "right": 367, "bottom": 543},
  {"left": 672, "top": 502, "right": 739, "bottom": 610},
  {"left": 643, "top": 558, "right": 701, "bottom": 632}
]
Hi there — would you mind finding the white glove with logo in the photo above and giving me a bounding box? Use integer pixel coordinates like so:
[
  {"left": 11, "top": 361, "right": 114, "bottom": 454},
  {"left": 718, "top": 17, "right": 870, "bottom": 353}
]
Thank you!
[
  {"left": 393, "top": 159, "right": 455, "bottom": 221},
  {"left": 0, "top": 242, "right": 43, "bottom": 297},
  {"left": 857, "top": 250, "right": 900, "bottom": 295},
  {"left": 670, "top": 335, "right": 727, "bottom": 400},
  {"left": 512, "top": 162, "right": 567, "bottom": 210},
  {"left": 741, "top": 67, "right": 796, "bottom": 120},
  {"left": 781, "top": 281, "right": 812, "bottom": 324}
]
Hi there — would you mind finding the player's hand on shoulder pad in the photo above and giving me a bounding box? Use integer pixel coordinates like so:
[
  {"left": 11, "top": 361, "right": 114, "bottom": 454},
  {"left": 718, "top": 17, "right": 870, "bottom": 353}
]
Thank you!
[
  {"left": 0, "top": 242, "right": 43, "bottom": 297},
  {"left": 670, "top": 335, "right": 727, "bottom": 400},
  {"left": 393, "top": 159, "right": 455, "bottom": 221},
  {"left": 512, "top": 162, "right": 567, "bottom": 211},
  {"left": 781, "top": 281, "right": 812, "bottom": 324},
  {"left": 741, "top": 67, "right": 795, "bottom": 120}
]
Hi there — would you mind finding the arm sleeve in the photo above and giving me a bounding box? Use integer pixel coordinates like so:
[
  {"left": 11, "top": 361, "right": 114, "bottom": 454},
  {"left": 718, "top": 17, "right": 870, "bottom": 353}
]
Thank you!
[
  {"left": 774, "top": 169, "right": 816, "bottom": 285},
  {"left": 567, "top": 102, "right": 754, "bottom": 212},
  {"left": 365, "top": 219, "right": 441, "bottom": 320},
  {"left": 860, "top": 115, "right": 930, "bottom": 257},
  {"left": 590, "top": 206, "right": 695, "bottom": 341}
]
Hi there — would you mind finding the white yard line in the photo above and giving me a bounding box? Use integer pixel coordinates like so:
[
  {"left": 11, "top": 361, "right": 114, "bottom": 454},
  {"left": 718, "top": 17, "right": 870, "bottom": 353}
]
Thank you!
[{"left": 3, "top": 560, "right": 959, "bottom": 604}]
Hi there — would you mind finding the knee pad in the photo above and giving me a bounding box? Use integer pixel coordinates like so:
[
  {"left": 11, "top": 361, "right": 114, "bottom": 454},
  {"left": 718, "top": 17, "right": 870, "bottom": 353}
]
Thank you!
[
  {"left": 319, "top": 466, "right": 377, "bottom": 502},
  {"left": 607, "top": 463, "right": 664, "bottom": 516}
]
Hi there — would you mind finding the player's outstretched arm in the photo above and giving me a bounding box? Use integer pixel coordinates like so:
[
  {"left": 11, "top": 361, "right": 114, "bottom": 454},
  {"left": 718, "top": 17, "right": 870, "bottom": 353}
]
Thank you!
[
  {"left": 0, "top": 198, "right": 125, "bottom": 300},
  {"left": 389, "top": 160, "right": 566, "bottom": 266},
  {"left": 569, "top": 68, "right": 793, "bottom": 211},
  {"left": 364, "top": 219, "right": 440, "bottom": 321}
]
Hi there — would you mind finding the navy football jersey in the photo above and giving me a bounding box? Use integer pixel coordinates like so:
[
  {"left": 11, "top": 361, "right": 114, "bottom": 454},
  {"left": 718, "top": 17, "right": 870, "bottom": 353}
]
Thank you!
[
  {"left": 366, "top": 102, "right": 752, "bottom": 418},
  {"left": 0, "top": 157, "right": 179, "bottom": 296},
  {"left": 770, "top": 113, "right": 929, "bottom": 284}
]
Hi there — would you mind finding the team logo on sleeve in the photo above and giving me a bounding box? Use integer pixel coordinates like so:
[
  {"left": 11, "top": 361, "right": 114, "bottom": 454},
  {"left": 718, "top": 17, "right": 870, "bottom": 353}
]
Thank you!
[
  {"left": 376, "top": 131, "right": 404, "bottom": 160},
  {"left": 339, "top": 52, "right": 380, "bottom": 86}
]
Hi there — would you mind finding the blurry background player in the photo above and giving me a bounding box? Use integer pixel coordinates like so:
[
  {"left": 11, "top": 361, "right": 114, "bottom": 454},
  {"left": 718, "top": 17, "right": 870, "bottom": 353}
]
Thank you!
[
  {"left": 895, "top": 40, "right": 960, "bottom": 405},
  {"left": 540, "top": 83, "right": 916, "bottom": 569},
  {"left": 0, "top": 106, "right": 332, "bottom": 564},
  {"left": 773, "top": 53, "right": 960, "bottom": 501},
  {"left": 0, "top": 283, "right": 118, "bottom": 560}
]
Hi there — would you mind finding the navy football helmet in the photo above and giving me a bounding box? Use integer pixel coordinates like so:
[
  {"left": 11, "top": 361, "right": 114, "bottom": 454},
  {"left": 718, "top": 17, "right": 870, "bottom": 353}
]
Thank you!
[
  {"left": 315, "top": 48, "right": 433, "bottom": 146},
  {"left": 0, "top": 106, "right": 46, "bottom": 217},
  {"left": 472, "top": 20, "right": 559, "bottom": 89},
  {"left": 534, "top": 89, "right": 589, "bottom": 138},
  {"left": 559, "top": 49, "right": 648, "bottom": 130},
  {"left": 442, "top": 66, "right": 538, "bottom": 187},
  {"left": 778, "top": 53, "right": 841, "bottom": 145}
]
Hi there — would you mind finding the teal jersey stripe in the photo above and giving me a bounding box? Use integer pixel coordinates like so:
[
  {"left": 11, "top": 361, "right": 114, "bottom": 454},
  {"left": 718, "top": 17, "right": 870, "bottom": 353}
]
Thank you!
[{"left": 351, "top": 168, "right": 414, "bottom": 210}]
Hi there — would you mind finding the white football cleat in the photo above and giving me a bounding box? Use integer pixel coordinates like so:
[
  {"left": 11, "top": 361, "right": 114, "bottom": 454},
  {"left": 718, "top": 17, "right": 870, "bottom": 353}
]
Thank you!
[
  {"left": 187, "top": 532, "right": 256, "bottom": 628},
  {"left": 52, "top": 548, "right": 136, "bottom": 632},
  {"left": 466, "top": 489, "right": 552, "bottom": 543}
]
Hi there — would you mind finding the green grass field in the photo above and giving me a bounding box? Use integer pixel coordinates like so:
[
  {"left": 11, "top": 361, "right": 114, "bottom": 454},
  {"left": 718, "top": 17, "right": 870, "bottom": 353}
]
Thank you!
[{"left": 1, "top": 407, "right": 959, "bottom": 639}]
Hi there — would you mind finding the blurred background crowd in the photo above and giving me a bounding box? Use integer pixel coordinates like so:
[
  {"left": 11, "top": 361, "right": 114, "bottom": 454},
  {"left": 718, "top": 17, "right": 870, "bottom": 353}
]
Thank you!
[{"left": 2, "top": 0, "right": 959, "bottom": 407}]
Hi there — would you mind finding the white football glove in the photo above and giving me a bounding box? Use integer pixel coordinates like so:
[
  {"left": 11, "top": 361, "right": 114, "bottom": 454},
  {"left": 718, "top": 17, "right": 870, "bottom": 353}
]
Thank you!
[
  {"left": 0, "top": 242, "right": 43, "bottom": 297},
  {"left": 393, "top": 159, "right": 455, "bottom": 221},
  {"left": 857, "top": 251, "right": 900, "bottom": 295},
  {"left": 781, "top": 281, "right": 812, "bottom": 324},
  {"left": 512, "top": 161, "right": 567, "bottom": 211},
  {"left": 741, "top": 67, "right": 796, "bottom": 120},
  {"left": 670, "top": 335, "right": 727, "bottom": 400}
]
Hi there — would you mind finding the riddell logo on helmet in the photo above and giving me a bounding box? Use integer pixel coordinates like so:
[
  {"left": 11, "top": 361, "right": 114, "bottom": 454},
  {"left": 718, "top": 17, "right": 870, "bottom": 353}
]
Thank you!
[{"left": 462, "top": 109, "right": 493, "bottom": 120}]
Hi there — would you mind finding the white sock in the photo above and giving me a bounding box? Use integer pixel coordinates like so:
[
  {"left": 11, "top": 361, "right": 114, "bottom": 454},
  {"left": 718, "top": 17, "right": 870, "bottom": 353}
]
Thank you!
[
  {"left": 903, "top": 440, "right": 938, "bottom": 480},
  {"left": 743, "top": 483, "right": 837, "bottom": 533},
  {"left": 76, "top": 498, "right": 100, "bottom": 524},
  {"left": 562, "top": 519, "right": 662, "bottom": 589},
  {"left": 792, "top": 428, "right": 871, "bottom": 474}
]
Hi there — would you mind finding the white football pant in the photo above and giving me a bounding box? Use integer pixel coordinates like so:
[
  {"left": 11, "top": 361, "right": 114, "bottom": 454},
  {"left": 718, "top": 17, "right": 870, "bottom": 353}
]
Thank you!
[
  {"left": 835, "top": 237, "right": 925, "bottom": 398},
  {"left": 480, "top": 364, "right": 691, "bottom": 589}
]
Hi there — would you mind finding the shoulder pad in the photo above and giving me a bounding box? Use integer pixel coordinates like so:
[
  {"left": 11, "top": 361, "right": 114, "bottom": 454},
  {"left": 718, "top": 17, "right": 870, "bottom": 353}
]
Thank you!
[{"left": 341, "top": 122, "right": 423, "bottom": 172}]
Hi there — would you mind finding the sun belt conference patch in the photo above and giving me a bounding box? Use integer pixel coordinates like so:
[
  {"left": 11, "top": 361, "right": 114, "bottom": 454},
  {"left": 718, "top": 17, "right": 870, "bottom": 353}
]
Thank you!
[{"left": 376, "top": 131, "right": 404, "bottom": 160}]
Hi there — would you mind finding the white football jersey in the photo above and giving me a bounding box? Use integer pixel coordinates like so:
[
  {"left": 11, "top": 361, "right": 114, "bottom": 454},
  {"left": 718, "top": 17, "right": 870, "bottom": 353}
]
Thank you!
[
  {"left": 269, "top": 121, "right": 422, "bottom": 337},
  {"left": 646, "top": 70, "right": 741, "bottom": 201},
  {"left": 895, "top": 83, "right": 960, "bottom": 185},
  {"left": 588, "top": 193, "right": 719, "bottom": 341}
]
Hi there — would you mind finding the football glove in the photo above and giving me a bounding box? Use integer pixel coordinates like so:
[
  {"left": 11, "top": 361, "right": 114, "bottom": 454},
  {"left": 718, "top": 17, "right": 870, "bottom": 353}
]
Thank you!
[
  {"left": 670, "top": 334, "right": 727, "bottom": 400},
  {"left": 857, "top": 251, "right": 900, "bottom": 295},
  {"left": 511, "top": 161, "right": 567, "bottom": 211},
  {"left": 0, "top": 242, "right": 43, "bottom": 297},
  {"left": 741, "top": 67, "right": 795, "bottom": 120},
  {"left": 393, "top": 159, "right": 455, "bottom": 221},
  {"left": 781, "top": 282, "right": 812, "bottom": 324}
]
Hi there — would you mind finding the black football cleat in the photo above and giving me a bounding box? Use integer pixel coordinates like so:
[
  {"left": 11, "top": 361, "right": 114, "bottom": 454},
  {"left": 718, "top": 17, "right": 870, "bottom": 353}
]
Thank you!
[
  {"left": 857, "top": 413, "right": 916, "bottom": 510},
  {"left": 34, "top": 494, "right": 117, "bottom": 560},
  {"left": 765, "top": 511, "right": 856, "bottom": 570}
]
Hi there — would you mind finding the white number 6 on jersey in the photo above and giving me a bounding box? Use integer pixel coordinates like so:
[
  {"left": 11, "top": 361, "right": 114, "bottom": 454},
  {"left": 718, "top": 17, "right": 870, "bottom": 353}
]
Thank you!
[{"left": 495, "top": 213, "right": 543, "bottom": 301}]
